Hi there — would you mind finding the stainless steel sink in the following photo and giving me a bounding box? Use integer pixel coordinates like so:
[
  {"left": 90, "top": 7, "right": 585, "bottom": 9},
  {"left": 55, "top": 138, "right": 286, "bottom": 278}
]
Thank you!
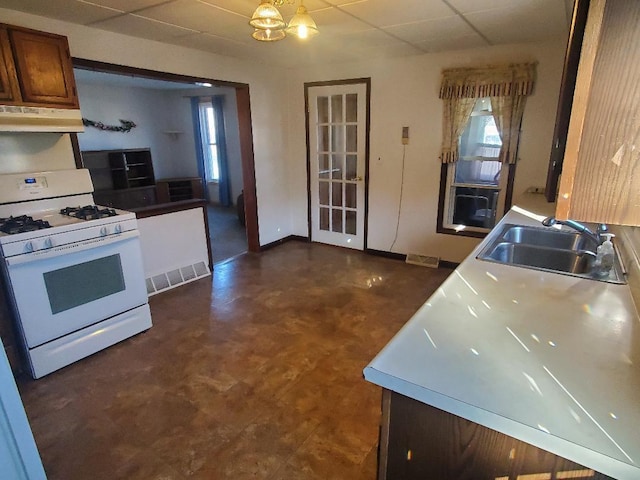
[
  {"left": 477, "top": 224, "right": 625, "bottom": 284},
  {"left": 501, "top": 225, "right": 596, "bottom": 251},
  {"left": 482, "top": 242, "right": 594, "bottom": 275}
]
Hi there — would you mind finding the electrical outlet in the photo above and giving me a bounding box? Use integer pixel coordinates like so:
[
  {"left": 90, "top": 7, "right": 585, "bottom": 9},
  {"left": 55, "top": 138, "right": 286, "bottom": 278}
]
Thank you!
[
  {"left": 402, "top": 126, "right": 409, "bottom": 145},
  {"left": 526, "top": 186, "right": 546, "bottom": 194}
]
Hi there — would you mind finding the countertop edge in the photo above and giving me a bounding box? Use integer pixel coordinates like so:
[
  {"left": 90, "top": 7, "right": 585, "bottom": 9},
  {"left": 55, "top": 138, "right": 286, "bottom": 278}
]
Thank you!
[
  {"left": 364, "top": 366, "right": 637, "bottom": 480},
  {"left": 364, "top": 200, "right": 640, "bottom": 480}
]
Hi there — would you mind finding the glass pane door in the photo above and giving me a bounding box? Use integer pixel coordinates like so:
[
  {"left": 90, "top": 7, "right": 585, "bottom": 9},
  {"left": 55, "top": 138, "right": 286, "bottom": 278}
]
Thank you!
[{"left": 309, "top": 83, "right": 367, "bottom": 250}]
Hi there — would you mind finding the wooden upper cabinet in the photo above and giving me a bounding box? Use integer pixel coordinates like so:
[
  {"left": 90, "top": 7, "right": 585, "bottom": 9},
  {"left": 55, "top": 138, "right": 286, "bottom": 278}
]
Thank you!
[
  {"left": 556, "top": 0, "right": 640, "bottom": 226},
  {"left": 0, "top": 23, "right": 78, "bottom": 108},
  {"left": 0, "top": 27, "right": 21, "bottom": 103}
]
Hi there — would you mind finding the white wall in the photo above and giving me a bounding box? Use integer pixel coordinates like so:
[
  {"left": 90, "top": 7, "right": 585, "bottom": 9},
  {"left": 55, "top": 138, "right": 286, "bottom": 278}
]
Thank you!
[
  {"left": 286, "top": 39, "right": 566, "bottom": 262},
  {"left": 0, "top": 8, "right": 290, "bottom": 246},
  {"left": 76, "top": 82, "right": 196, "bottom": 178},
  {"left": 0, "top": 133, "right": 76, "bottom": 173},
  {"left": 0, "top": 8, "right": 565, "bottom": 256}
]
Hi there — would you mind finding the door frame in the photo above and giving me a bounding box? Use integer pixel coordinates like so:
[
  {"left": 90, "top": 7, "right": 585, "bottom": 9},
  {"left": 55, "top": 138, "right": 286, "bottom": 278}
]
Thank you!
[
  {"left": 304, "top": 78, "right": 371, "bottom": 249},
  {"left": 71, "top": 58, "right": 260, "bottom": 253}
]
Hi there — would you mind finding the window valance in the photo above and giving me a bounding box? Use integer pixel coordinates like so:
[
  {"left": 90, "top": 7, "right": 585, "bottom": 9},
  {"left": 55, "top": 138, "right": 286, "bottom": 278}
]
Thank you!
[{"left": 439, "top": 63, "right": 537, "bottom": 99}]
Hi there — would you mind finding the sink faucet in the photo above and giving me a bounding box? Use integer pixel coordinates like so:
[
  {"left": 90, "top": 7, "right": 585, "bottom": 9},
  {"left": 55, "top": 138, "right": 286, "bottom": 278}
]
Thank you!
[{"left": 541, "top": 217, "right": 608, "bottom": 245}]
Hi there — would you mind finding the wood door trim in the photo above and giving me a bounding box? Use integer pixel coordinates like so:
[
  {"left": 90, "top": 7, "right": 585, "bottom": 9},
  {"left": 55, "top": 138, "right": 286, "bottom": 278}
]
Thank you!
[
  {"left": 304, "top": 78, "right": 371, "bottom": 250},
  {"left": 71, "top": 58, "right": 260, "bottom": 253},
  {"left": 72, "top": 58, "right": 244, "bottom": 89},
  {"left": 544, "top": 0, "right": 590, "bottom": 202}
]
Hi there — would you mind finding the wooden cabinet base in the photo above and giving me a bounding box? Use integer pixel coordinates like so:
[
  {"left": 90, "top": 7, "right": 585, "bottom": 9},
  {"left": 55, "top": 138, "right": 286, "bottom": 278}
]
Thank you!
[{"left": 378, "top": 389, "right": 613, "bottom": 480}]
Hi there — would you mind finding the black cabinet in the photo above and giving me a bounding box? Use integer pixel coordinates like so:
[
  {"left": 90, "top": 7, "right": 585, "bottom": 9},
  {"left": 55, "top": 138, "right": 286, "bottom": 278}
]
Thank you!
[
  {"left": 82, "top": 148, "right": 156, "bottom": 209},
  {"left": 107, "top": 149, "right": 155, "bottom": 189},
  {"left": 156, "top": 177, "right": 204, "bottom": 203}
]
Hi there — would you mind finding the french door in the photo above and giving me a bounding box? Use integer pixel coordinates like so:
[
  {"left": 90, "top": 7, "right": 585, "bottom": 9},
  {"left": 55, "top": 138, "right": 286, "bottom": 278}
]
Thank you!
[{"left": 307, "top": 81, "right": 369, "bottom": 250}]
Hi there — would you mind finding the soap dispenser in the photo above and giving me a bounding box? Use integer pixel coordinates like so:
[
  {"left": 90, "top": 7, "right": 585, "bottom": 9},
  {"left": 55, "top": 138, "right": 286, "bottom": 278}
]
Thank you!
[{"left": 595, "top": 233, "right": 615, "bottom": 276}]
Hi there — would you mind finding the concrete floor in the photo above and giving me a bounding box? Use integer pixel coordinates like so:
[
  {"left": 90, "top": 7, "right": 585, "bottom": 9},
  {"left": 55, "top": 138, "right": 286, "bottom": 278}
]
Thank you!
[{"left": 17, "top": 242, "right": 452, "bottom": 479}]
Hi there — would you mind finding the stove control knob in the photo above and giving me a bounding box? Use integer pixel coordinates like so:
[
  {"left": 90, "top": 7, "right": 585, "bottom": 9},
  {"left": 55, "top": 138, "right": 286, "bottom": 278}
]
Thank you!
[
  {"left": 43, "top": 238, "right": 54, "bottom": 249},
  {"left": 114, "top": 224, "right": 122, "bottom": 234},
  {"left": 24, "top": 241, "right": 34, "bottom": 253},
  {"left": 100, "top": 227, "right": 108, "bottom": 237}
]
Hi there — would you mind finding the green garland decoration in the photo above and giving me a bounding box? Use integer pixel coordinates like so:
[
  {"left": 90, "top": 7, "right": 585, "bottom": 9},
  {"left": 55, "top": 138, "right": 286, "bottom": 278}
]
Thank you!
[{"left": 82, "top": 118, "right": 137, "bottom": 133}]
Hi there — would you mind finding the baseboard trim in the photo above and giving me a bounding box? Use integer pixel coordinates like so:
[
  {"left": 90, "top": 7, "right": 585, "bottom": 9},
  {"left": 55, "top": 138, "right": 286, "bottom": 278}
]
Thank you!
[
  {"left": 365, "top": 249, "right": 406, "bottom": 261},
  {"left": 439, "top": 260, "right": 459, "bottom": 269},
  {"left": 260, "top": 235, "right": 310, "bottom": 251},
  {"left": 365, "top": 248, "right": 459, "bottom": 269}
]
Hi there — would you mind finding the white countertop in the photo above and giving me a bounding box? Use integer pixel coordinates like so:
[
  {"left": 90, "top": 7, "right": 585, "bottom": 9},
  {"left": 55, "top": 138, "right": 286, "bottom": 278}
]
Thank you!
[{"left": 364, "top": 203, "right": 640, "bottom": 480}]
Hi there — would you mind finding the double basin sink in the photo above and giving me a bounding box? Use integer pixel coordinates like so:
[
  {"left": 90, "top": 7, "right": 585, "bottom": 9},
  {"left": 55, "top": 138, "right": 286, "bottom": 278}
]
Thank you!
[{"left": 477, "top": 223, "right": 625, "bottom": 284}]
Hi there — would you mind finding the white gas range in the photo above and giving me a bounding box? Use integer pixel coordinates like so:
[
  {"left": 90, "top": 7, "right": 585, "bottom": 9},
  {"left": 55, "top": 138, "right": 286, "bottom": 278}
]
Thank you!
[{"left": 0, "top": 169, "right": 152, "bottom": 379}]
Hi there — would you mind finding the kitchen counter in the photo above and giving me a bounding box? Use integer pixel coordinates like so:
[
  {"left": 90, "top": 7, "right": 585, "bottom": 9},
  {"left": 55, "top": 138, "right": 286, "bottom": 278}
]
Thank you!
[{"left": 364, "top": 203, "right": 640, "bottom": 479}]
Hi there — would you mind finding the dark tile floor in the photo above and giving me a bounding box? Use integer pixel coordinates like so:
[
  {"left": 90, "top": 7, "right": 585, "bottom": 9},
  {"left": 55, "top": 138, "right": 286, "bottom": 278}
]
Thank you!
[{"left": 17, "top": 242, "right": 452, "bottom": 480}]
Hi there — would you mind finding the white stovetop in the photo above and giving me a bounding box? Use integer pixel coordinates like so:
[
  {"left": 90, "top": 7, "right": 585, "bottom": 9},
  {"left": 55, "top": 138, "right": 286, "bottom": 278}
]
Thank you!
[{"left": 364, "top": 203, "right": 640, "bottom": 480}]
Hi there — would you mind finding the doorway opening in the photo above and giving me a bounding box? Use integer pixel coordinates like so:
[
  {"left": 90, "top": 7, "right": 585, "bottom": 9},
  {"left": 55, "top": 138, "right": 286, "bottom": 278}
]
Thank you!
[{"left": 71, "top": 59, "right": 259, "bottom": 264}]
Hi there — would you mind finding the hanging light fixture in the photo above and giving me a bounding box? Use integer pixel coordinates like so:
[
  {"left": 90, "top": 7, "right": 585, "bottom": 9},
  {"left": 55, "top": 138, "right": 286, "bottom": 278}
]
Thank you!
[
  {"left": 250, "top": 0, "right": 319, "bottom": 42},
  {"left": 285, "top": 1, "right": 319, "bottom": 39},
  {"left": 252, "top": 27, "right": 286, "bottom": 42},
  {"left": 249, "top": 1, "right": 286, "bottom": 31}
]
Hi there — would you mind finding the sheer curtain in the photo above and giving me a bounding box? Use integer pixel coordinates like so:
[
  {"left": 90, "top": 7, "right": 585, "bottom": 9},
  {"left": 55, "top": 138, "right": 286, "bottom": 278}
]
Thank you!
[
  {"left": 439, "top": 63, "right": 536, "bottom": 165},
  {"left": 490, "top": 94, "right": 528, "bottom": 165},
  {"left": 190, "top": 96, "right": 231, "bottom": 206},
  {"left": 440, "top": 96, "right": 477, "bottom": 164}
]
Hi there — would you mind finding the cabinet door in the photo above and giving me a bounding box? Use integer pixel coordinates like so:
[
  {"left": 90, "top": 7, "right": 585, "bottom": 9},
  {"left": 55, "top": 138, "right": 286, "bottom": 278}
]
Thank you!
[
  {"left": 0, "top": 27, "right": 21, "bottom": 102},
  {"left": 382, "top": 390, "right": 613, "bottom": 480},
  {"left": 7, "top": 26, "right": 78, "bottom": 108},
  {"left": 556, "top": 0, "right": 640, "bottom": 226}
]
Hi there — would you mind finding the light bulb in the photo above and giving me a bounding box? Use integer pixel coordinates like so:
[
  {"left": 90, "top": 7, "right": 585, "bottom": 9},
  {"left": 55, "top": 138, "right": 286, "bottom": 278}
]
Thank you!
[{"left": 297, "top": 25, "right": 308, "bottom": 39}]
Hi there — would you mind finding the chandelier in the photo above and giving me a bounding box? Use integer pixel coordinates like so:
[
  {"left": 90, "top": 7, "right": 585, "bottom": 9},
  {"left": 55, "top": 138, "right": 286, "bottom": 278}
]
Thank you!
[{"left": 250, "top": 0, "right": 319, "bottom": 42}]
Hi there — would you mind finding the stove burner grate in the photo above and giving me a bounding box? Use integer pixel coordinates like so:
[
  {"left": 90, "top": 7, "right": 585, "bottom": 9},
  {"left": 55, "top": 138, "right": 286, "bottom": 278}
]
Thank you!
[
  {"left": 0, "top": 215, "right": 52, "bottom": 234},
  {"left": 60, "top": 205, "right": 118, "bottom": 220}
]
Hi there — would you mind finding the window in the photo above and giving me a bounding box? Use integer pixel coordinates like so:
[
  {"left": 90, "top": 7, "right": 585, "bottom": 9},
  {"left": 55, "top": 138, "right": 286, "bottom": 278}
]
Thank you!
[
  {"left": 198, "top": 101, "right": 220, "bottom": 182},
  {"left": 436, "top": 63, "right": 535, "bottom": 237},
  {"left": 447, "top": 98, "right": 504, "bottom": 232}
]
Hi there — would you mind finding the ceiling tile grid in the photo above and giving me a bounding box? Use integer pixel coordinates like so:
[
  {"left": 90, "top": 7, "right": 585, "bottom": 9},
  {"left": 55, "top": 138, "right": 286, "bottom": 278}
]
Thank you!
[{"left": 0, "top": 0, "right": 571, "bottom": 67}]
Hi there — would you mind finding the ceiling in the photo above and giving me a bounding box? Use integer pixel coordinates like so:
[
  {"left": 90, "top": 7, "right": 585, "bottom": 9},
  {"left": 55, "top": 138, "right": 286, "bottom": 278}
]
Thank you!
[{"left": 0, "top": 0, "right": 575, "bottom": 68}]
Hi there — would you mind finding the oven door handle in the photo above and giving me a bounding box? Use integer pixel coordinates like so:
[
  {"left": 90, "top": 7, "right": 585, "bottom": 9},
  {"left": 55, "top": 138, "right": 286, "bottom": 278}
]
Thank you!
[{"left": 5, "top": 230, "right": 140, "bottom": 267}]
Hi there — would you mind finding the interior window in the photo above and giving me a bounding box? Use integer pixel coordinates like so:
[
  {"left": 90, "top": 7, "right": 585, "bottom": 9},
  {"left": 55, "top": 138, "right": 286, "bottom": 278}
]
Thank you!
[
  {"left": 438, "top": 97, "right": 514, "bottom": 236},
  {"left": 198, "top": 101, "right": 220, "bottom": 182}
]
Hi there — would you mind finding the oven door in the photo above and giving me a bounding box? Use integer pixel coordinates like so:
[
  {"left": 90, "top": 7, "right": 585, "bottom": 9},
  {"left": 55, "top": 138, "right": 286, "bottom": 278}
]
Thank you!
[{"left": 5, "top": 231, "right": 148, "bottom": 348}]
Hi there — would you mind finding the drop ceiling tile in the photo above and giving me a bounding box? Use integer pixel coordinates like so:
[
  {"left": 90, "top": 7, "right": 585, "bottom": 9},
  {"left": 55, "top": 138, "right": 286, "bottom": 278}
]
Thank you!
[
  {"left": 416, "top": 33, "right": 488, "bottom": 53},
  {"left": 137, "top": 0, "right": 249, "bottom": 36},
  {"left": 447, "top": 0, "right": 538, "bottom": 14},
  {"left": 465, "top": 0, "right": 568, "bottom": 44},
  {"left": 170, "top": 32, "right": 256, "bottom": 59},
  {"left": 91, "top": 13, "right": 198, "bottom": 41},
  {"left": 308, "top": 6, "right": 372, "bottom": 36},
  {"left": 0, "top": 0, "right": 122, "bottom": 24},
  {"left": 383, "top": 15, "right": 477, "bottom": 44},
  {"left": 338, "top": 0, "right": 455, "bottom": 28},
  {"left": 80, "top": 0, "right": 170, "bottom": 12},
  {"left": 334, "top": 28, "right": 412, "bottom": 50},
  {"left": 196, "top": 0, "right": 258, "bottom": 17}
]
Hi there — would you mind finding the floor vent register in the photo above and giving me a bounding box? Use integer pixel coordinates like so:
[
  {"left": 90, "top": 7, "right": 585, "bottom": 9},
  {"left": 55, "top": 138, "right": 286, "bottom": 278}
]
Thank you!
[
  {"left": 406, "top": 253, "right": 440, "bottom": 269},
  {"left": 146, "top": 261, "right": 211, "bottom": 296}
]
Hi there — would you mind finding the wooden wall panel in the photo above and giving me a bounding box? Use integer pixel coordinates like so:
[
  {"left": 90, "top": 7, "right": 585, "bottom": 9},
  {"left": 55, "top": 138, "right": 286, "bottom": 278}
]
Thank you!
[{"left": 557, "top": 0, "right": 640, "bottom": 226}]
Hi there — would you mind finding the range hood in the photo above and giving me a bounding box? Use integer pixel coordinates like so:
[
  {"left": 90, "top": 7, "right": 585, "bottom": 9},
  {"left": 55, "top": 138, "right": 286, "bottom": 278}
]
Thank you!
[{"left": 0, "top": 105, "right": 84, "bottom": 133}]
